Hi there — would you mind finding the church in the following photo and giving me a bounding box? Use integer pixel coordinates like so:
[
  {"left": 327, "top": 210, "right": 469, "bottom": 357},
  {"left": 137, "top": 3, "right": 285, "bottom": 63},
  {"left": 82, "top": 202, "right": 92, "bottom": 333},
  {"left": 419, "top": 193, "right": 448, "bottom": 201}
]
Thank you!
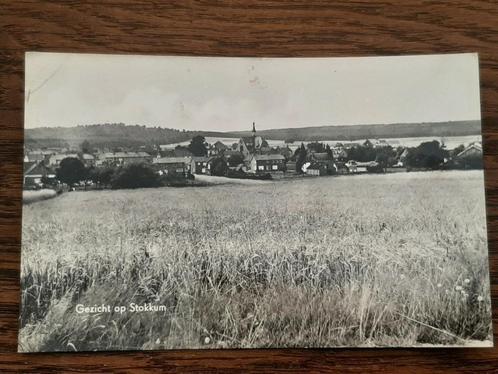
[
  {"left": 237, "top": 122, "right": 285, "bottom": 173},
  {"left": 237, "top": 122, "right": 270, "bottom": 159}
]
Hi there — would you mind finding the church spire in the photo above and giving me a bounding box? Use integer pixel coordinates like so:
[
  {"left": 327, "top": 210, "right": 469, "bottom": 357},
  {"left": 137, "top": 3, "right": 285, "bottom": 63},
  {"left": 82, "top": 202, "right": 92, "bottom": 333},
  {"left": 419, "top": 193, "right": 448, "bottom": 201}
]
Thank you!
[{"left": 252, "top": 122, "right": 257, "bottom": 154}]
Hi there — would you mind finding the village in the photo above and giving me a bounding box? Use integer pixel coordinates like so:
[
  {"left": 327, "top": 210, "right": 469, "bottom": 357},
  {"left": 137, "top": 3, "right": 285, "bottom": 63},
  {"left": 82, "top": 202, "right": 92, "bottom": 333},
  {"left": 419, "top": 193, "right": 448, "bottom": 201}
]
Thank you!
[
  {"left": 18, "top": 51, "right": 493, "bottom": 353},
  {"left": 23, "top": 122, "right": 483, "bottom": 190}
]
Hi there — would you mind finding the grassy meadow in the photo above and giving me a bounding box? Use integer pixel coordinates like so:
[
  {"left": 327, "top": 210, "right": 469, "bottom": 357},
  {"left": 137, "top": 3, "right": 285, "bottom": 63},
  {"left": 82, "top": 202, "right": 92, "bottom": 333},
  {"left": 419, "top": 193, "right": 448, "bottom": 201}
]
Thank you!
[{"left": 19, "top": 170, "right": 492, "bottom": 351}]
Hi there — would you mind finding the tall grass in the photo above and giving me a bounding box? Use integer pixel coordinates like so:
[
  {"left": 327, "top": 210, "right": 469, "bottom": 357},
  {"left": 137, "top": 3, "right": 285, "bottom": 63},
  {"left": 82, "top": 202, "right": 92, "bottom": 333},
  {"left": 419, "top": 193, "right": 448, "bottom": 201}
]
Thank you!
[
  {"left": 22, "top": 189, "right": 57, "bottom": 204},
  {"left": 19, "top": 170, "right": 492, "bottom": 351}
]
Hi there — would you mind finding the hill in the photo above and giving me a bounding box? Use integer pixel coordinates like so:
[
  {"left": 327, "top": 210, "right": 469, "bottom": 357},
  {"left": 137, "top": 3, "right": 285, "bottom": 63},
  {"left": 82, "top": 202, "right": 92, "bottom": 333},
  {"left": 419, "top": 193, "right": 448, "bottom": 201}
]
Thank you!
[
  {"left": 231, "top": 120, "right": 481, "bottom": 141},
  {"left": 24, "top": 123, "right": 237, "bottom": 150},
  {"left": 25, "top": 120, "right": 482, "bottom": 150}
]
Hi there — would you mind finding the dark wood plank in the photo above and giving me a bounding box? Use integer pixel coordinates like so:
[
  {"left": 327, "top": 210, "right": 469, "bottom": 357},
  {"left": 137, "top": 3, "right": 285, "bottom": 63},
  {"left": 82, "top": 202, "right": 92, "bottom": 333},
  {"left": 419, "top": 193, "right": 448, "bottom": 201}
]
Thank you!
[{"left": 1, "top": 1, "right": 497, "bottom": 372}]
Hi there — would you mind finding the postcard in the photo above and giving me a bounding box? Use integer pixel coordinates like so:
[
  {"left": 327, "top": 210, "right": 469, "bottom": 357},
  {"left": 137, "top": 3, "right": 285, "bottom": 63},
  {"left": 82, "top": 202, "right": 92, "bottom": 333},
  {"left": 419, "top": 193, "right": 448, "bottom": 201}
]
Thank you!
[{"left": 20, "top": 52, "right": 492, "bottom": 351}]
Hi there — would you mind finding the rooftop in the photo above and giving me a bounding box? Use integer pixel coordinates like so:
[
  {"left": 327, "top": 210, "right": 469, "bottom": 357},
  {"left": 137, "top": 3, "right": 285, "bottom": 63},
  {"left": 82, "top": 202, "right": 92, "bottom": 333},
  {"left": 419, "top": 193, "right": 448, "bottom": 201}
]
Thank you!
[
  {"left": 191, "top": 156, "right": 210, "bottom": 162},
  {"left": 252, "top": 154, "right": 285, "bottom": 161},
  {"left": 153, "top": 157, "right": 191, "bottom": 164},
  {"left": 456, "top": 143, "right": 483, "bottom": 157},
  {"left": 51, "top": 153, "right": 78, "bottom": 160},
  {"left": 103, "top": 151, "right": 150, "bottom": 158}
]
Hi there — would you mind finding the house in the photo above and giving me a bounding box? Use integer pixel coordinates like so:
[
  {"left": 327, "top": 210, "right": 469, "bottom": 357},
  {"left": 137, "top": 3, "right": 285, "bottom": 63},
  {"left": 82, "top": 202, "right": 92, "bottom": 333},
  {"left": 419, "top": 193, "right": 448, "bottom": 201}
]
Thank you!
[
  {"left": 309, "top": 152, "right": 335, "bottom": 174},
  {"left": 305, "top": 163, "right": 328, "bottom": 176},
  {"left": 454, "top": 143, "right": 483, "bottom": 169},
  {"left": 334, "top": 162, "right": 349, "bottom": 174},
  {"left": 24, "top": 153, "right": 43, "bottom": 163},
  {"left": 332, "top": 146, "right": 348, "bottom": 160},
  {"left": 363, "top": 139, "right": 374, "bottom": 148},
  {"left": 210, "top": 141, "right": 228, "bottom": 155},
  {"left": 373, "top": 139, "right": 390, "bottom": 148},
  {"left": 191, "top": 156, "right": 210, "bottom": 174},
  {"left": 158, "top": 149, "right": 176, "bottom": 158},
  {"left": 342, "top": 142, "right": 361, "bottom": 150},
  {"left": 23, "top": 161, "right": 55, "bottom": 188},
  {"left": 159, "top": 144, "right": 175, "bottom": 151},
  {"left": 249, "top": 154, "right": 286, "bottom": 173},
  {"left": 47, "top": 153, "right": 97, "bottom": 167},
  {"left": 24, "top": 150, "right": 53, "bottom": 163},
  {"left": 279, "top": 146, "right": 293, "bottom": 159},
  {"left": 80, "top": 153, "right": 96, "bottom": 167},
  {"left": 396, "top": 148, "right": 410, "bottom": 167},
  {"left": 285, "top": 161, "right": 297, "bottom": 173},
  {"left": 456, "top": 143, "right": 482, "bottom": 159},
  {"left": 174, "top": 146, "right": 193, "bottom": 157},
  {"left": 101, "top": 151, "right": 152, "bottom": 166},
  {"left": 48, "top": 153, "right": 79, "bottom": 167},
  {"left": 266, "top": 146, "right": 292, "bottom": 159},
  {"left": 346, "top": 160, "right": 379, "bottom": 173},
  {"left": 152, "top": 157, "right": 191, "bottom": 176},
  {"left": 345, "top": 160, "right": 361, "bottom": 173}
]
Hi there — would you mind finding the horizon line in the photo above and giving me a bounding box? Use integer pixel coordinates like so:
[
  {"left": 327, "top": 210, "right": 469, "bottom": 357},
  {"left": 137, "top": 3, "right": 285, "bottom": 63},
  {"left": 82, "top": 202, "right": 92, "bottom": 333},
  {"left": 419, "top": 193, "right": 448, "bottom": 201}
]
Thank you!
[{"left": 25, "top": 118, "right": 482, "bottom": 133}]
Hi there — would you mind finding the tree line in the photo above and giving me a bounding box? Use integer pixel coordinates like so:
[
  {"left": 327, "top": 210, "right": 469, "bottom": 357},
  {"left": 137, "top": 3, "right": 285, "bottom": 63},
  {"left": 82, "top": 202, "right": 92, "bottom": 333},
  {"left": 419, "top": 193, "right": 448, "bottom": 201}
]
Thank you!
[
  {"left": 55, "top": 158, "right": 174, "bottom": 190},
  {"left": 52, "top": 137, "right": 482, "bottom": 190},
  {"left": 294, "top": 139, "right": 482, "bottom": 172}
]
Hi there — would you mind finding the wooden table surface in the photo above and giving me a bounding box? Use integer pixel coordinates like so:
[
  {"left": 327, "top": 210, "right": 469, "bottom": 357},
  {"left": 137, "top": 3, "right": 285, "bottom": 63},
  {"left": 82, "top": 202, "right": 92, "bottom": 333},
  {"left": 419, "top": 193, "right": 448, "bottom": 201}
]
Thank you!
[{"left": 1, "top": 1, "right": 498, "bottom": 372}]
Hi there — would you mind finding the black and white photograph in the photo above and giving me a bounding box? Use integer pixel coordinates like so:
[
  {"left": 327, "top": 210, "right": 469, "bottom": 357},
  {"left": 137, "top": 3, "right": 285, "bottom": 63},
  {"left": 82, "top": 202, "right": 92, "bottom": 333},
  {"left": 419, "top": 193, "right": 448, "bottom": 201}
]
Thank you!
[{"left": 20, "top": 52, "right": 492, "bottom": 351}]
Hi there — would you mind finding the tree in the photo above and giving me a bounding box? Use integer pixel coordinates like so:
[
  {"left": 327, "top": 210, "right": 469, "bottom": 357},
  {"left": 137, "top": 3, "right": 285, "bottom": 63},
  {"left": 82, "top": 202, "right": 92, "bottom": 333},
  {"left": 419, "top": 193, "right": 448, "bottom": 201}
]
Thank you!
[
  {"left": 99, "top": 167, "right": 115, "bottom": 187},
  {"left": 56, "top": 157, "right": 87, "bottom": 187},
  {"left": 188, "top": 135, "right": 208, "bottom": 156},
  {"left": 209, "top": 157, "right": 228, "bottom": 176},
  {"left": 325, "top": 144, "right": 333, "bottom": 159},
  {"left": 227, "top": 153, "right": 244, "bottom": 167},
  {"left": 347, "top": 145, "right": 375, "bottom": 162},
  {"left": 89, "top": 167, "right": 114, "bottom": 188},
  {"left": 174, "top": 145, "right": 192, "bottom": 157},
  {"left": 111, "top": 163, "right": 160, "bottom": 189},
  {"left": 405, "top": 141, "right": 448, "bottom": 170},
  {"left": 375, "top": 152, "right": 389, "bottom": 172},
  {"left": 374, "top": 146, "right": 395, "bottom": 171},
  {"left": 80, "top": 140, "right": 92, "bottom": 154},
  {"left": 307, "top": 141, "right": 326, "bottom": 153},
  {"left": 363, "top": 139, "right": 373, "bottom": 148},
  {"left": 143, "top": 144, "right": 159, "bottom": 158},
  {"left": 295, "top": 143, "right": 307, "bottom": 173},
  {"left": 452, "top": 144, "right": 465, "bottom": 157}
]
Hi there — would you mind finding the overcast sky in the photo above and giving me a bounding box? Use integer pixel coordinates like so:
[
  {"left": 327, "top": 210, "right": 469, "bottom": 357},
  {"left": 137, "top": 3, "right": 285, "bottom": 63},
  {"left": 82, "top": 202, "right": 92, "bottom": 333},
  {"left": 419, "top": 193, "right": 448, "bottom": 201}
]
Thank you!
[{"left": 25, "top": 52, "right": 480, "bottom": 132}]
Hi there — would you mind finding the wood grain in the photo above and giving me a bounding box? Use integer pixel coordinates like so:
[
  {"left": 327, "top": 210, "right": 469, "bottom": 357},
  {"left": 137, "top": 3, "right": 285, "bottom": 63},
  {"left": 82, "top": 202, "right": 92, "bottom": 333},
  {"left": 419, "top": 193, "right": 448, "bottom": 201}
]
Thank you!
[{"left": 1, "top": 1, "right": 498, "bottom": 372}]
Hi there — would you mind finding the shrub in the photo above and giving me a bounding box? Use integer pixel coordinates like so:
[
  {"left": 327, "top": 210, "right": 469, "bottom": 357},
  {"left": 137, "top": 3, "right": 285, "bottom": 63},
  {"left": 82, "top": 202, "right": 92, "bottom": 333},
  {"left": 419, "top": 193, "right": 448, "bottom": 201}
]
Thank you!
[
  {"left": 111, "top": 163, "right": 160, "bottom": 189},
  {"left": 209, "top": 157, "right": 228, "bottom": 176},
  {"left": 89, "top": 167, "right": 115, "bottom": 189},
  {"left": 56, "top": 157, "right": 87, "bottom": 187}
]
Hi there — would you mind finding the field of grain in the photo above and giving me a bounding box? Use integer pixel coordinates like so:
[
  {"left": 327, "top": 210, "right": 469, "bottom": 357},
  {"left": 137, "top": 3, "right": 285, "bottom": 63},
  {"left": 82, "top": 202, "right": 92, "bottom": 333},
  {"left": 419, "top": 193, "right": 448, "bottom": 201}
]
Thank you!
[{"left": 19, "top": 170, "right": 492, "bottom": 351}]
